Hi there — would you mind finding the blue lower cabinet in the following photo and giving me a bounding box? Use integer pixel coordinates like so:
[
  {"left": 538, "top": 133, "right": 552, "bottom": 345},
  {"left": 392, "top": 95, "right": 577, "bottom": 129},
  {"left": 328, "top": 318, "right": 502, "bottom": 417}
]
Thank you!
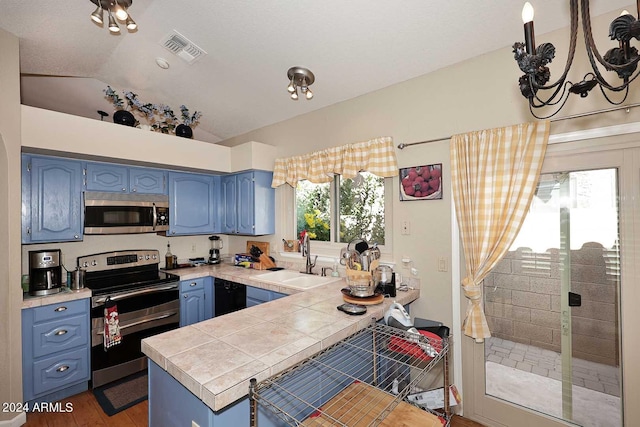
[
  {"left": 149, "top": 361, "right": 285, "bottom": 427},
  {"left": 246, "top": 286, "right": 287, "bottom": 308},
  {"left": 205, "top": 277, "right": 214, "bottom": 319},
  {"left": 180, "top": 277, "right": 214, "bottom": 327},
  {"left": 271, "top": 291, "right": 286, "bottom": 300},
  {"left": 22, "top": 299, "right": 90, "bottom": 403}
]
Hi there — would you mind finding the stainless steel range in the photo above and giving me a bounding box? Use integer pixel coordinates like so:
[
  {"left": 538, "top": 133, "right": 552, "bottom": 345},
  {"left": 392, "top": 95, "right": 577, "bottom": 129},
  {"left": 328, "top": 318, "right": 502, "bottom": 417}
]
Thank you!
[{"left": 79, "top": 249, "right": 180, "bottom": 388}]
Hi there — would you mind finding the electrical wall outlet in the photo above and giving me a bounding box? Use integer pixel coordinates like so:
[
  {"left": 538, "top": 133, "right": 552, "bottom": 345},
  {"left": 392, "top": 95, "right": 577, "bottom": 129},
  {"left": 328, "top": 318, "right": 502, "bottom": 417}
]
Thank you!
[
  {"left": 401, "top": 221, "right": 410, "bottom": 235},
  {"left": 438, "top": 257, "right": 448, "bottom": 272},
  {"left": 191, "top": 244, "right": 197, "bottom": 253}
]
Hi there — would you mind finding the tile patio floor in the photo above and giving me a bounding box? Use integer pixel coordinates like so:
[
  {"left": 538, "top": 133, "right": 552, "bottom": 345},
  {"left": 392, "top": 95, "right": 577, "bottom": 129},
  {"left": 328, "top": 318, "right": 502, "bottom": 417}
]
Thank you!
[{"left": 485, "top": 337, "right": 622, "bottom": 427}]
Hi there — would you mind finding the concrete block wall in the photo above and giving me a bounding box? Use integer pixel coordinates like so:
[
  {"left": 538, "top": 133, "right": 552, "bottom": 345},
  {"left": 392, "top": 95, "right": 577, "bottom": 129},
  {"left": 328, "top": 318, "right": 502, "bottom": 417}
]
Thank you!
[{"left": 484, "top": 242, "right": 619, "bottom": 367}]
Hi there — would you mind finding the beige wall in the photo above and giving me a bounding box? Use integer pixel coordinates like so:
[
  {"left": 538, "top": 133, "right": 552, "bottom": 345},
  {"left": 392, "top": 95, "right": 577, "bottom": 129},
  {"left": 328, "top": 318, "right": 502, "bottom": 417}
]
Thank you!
[
  {"left": 0, "top": 28, "right": 25, "bottom": 424},
  {"left": 21, "top": 106, "right": 233, "bottom": 174}
]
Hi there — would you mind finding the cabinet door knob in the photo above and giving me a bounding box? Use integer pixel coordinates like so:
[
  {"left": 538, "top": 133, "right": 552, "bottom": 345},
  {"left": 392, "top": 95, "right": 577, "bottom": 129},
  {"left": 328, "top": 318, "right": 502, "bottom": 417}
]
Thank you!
[
  {"left": 55, "top": 329, "right": 68, "bottom": 336},
  {"left": 56, "top": 365, "right": 70, "bottom": 373},
  {"left": 132, "top": 188, "right": 137, "bottom": 192},
  {"left": 190, "top": 282, "right": 197, "bottom": 287},
  {"left": 54, "top": 306, "right": 67, "bottom": 312},
  {"left": 122, "top": 187, "right": 126, "bottom": 191},
  {"left": 183, "top": 294, "right": 188, "bottom": 298},
  {"left": 74, "top": 234, "right": 79, "bottom": 239}
]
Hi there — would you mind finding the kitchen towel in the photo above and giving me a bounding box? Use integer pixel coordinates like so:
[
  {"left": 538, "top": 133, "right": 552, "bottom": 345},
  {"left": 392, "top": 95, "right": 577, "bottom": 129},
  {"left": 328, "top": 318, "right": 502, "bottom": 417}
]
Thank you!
[{"left": 104, "top": 297, "right": 122, "bottom": 349}]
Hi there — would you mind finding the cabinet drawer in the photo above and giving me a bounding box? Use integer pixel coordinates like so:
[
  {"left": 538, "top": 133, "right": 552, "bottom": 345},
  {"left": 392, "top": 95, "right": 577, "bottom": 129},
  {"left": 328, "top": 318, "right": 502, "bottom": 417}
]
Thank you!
[
  {"left": 180, "top": 278, "right": 205, "bottom": 292},
  {"left": 31, "top": 347, "right": 90, "bottom": 397},
  {"left": 31, "top": 314, "right": 88, "bottom": 359},
  {"left": 32, "top": 299, "right": 87, "bottom": 323},
  {"left": 271, "top": 291, "right": 287, "bottom": 300},
  {"left": 246, "top": 297, "right": 262, "bottom": 308},
  {"left": 246, "top": 286, "right": 271, "bottom": 303}
]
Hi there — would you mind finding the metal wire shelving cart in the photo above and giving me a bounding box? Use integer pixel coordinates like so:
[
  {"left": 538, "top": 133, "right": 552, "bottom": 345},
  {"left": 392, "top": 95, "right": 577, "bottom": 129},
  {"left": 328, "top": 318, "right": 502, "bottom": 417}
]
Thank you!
[{"left": 249, "top": 321, "right": 451, "bottom": 426}]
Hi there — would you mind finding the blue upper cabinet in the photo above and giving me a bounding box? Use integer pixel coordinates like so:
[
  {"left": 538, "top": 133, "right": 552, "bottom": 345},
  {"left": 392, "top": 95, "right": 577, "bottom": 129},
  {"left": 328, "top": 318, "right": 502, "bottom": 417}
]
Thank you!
[
  {"left": 168, "top": 172, "right": 219, "bottom": 235},
  {"left": 221, "top": 170, "right": 274, "bottom": 235},
  {"left": 129, "top": 167, "right": 167, "bottom": 194},
  {"left": 22, "top": 155, "right": 83, "bottom": 243},
  {"left": 86, "top": 163, "right": 128, "bottom": 192},
  {"left": 86, "top": 162, "right": 167, "bottom": 194},
  {"left": 220, "top": 174, "right": 238, "bottom": 234},
  {"left": 236, "top": 172, "right": 255, "bottom": 235}
]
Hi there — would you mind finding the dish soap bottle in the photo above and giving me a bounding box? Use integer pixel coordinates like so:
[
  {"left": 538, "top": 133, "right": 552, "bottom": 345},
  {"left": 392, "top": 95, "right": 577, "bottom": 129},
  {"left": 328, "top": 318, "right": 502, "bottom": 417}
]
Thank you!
[
  {"left": 165, "top": 241, "right": 174, "bottom": 269},
  {"left": 331, "top": 258, "right": 340, "bottom": 277}
]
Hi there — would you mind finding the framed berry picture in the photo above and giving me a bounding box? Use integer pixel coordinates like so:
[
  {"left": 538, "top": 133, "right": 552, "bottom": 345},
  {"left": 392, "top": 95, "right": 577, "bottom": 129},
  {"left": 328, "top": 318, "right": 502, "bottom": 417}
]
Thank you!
[{"left": 399, "top": 164, "right": 442, "bottom": 201}]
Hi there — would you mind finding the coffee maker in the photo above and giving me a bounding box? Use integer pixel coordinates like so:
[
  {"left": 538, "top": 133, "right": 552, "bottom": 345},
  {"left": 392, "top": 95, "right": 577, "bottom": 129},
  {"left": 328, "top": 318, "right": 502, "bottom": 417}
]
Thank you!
[
  {"left": 208, "top": 235, "right": 223, "bottom": 264},
  {"left": 29, "top": 249, "right": 62, "bottom": 296}
]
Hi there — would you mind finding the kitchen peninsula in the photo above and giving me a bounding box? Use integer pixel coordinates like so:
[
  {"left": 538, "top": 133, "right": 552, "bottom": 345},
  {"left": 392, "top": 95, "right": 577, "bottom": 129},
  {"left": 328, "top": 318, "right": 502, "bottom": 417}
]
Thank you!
[{"left": 141, "top": 264, "right": 420, "bottom": 426}]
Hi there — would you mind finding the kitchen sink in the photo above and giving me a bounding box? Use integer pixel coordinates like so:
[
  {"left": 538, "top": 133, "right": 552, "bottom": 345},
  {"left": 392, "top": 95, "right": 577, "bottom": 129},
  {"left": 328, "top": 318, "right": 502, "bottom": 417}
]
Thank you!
[{"left": 254, "top": 270, "right": 342, "bottom": 290}]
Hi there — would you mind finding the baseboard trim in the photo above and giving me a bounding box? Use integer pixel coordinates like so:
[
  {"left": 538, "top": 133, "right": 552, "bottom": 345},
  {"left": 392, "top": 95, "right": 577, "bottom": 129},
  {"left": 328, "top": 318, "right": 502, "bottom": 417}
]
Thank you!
[{"left": 0, "top": 411, "right": 27, "bottom": 427}]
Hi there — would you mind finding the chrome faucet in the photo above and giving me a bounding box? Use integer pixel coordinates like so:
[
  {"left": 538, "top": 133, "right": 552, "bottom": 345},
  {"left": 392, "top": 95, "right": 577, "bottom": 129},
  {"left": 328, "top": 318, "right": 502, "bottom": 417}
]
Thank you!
[{"left": 301, "top": 233, "right": 317, "bottom": 274}]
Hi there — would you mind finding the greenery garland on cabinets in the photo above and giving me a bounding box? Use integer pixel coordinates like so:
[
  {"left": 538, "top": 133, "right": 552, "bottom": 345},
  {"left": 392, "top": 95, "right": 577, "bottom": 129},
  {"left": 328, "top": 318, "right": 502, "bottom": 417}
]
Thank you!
[{"left": 104, "top": 86, "right": 202, "bottom": 138}]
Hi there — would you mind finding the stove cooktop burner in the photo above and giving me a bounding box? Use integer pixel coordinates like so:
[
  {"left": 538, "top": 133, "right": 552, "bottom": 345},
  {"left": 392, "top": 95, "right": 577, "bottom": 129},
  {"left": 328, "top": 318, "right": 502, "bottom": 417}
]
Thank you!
[{"left": 79, "top": 249, "right": 179, "bottom": 296}]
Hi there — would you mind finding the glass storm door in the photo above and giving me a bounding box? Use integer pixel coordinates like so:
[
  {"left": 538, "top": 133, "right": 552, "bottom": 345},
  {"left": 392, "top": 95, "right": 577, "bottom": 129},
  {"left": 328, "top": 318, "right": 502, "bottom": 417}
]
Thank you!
[{"left": 483, "top": 167, "right": 622, "bottom": 427}]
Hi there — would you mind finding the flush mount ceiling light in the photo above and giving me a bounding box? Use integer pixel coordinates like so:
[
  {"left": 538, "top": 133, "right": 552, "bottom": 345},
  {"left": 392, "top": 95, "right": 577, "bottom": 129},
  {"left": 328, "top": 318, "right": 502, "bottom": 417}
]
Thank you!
[
  {"left": 89, "top": 0, "right": 137, "bottom": 34},
  {"left": 287, "top": 67, "right": 315, "bottom": 100},
  {"left": 513, "top": 1, "right": 640, "bottom": 118}
]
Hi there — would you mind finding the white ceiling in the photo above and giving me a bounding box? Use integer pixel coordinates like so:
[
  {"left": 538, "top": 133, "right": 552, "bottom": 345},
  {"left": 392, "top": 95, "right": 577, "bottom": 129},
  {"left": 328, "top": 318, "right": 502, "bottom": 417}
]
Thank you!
[{"left": 0, "top": 0, "right": 631, "bottom": 144}]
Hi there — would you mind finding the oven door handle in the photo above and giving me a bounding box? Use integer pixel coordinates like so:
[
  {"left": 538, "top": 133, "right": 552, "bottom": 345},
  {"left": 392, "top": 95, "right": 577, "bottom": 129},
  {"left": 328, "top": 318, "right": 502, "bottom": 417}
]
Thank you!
[
  {"left": 96, "top": 311, "right": 178, "bottom": 335},
  {"left": 94, "top": 283, "right": 179, "bottom": 305}
]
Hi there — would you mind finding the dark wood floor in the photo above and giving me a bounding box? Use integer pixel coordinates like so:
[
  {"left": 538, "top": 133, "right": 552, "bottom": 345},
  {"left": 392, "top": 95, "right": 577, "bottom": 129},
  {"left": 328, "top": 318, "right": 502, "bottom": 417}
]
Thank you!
[
  {"left": 23, "top": 391, "right": 485, "bottom": 426},
  {"left": 24, "top": 390, "right": 148, "bottom": 427}
]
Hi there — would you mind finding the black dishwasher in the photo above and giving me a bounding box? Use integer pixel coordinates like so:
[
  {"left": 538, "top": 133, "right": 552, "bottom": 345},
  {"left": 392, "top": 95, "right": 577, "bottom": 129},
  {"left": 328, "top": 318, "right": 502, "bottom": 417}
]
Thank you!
[{"left": 215, "top": 279, "right": 247, "bottom": 315}]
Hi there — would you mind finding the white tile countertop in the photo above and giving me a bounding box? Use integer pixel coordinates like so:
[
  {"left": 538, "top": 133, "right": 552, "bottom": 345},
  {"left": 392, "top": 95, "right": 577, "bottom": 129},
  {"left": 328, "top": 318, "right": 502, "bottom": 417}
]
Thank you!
[
  {"left": 142, "top": 264, "right": 420, "bottom": 412},
  {"left": 22, "top": 286, "right": 92, "bottom": 309}
]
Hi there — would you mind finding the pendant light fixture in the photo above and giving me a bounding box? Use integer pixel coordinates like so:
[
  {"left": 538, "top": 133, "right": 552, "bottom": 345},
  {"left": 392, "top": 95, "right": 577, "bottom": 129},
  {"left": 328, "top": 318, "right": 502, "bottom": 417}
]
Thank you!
[
  {"left": 286, "top": 67, "right": 315, "bottom": 101},
  {"left": 89, "top": 0, "right": 137, "bottom": 33},
  {"left": 513, "top": 1, "right": 640, "bottom": 119}
]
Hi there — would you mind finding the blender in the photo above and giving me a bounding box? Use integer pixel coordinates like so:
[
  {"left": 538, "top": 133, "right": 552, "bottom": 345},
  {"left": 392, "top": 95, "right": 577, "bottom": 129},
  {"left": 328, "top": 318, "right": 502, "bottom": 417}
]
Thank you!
[{"left": 208, "top": 235, "right": 223, "bottom": 264}]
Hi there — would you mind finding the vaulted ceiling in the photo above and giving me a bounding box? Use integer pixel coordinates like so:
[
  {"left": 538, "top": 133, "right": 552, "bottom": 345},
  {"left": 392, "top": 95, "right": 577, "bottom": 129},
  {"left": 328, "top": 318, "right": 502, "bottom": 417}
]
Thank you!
[{"left": 0, "top": 0, "right": 631, "bottom": 144}]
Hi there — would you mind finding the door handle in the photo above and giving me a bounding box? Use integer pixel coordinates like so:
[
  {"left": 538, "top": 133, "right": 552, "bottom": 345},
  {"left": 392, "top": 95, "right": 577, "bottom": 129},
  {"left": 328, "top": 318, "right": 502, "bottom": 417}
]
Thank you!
[
  {"left": 93, "top": 283, "right": 179, "bottom": 305},
  {"left": 96, "top": 312, "right": 178, "bottom": 335},
  {"left": 568, "top": 292, "right": 581, "bottom": 307}
]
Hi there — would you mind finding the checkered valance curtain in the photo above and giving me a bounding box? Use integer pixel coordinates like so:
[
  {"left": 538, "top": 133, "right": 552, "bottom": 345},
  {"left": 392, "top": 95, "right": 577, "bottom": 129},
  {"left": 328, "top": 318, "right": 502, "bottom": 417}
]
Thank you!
[
  {"left": 271, "top": 137, "right": 398, "bottom": 188},
  {"left": 451, "top": 121, "right": 549, "bottom": 342}
]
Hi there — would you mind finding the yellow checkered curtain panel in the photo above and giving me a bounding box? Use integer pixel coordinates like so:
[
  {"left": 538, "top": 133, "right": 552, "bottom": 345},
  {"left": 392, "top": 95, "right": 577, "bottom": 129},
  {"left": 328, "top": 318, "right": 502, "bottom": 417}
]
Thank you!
[
  {"left": 451, "top": 121, "right": 549, "bottom": 342},
  {"left": 271, "top": 137, "right": 398, "bottom": 187}
]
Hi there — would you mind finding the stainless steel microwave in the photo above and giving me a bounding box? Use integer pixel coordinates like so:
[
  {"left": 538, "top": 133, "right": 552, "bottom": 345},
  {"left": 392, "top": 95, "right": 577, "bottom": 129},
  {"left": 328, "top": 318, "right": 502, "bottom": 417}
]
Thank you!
[{"left": 84, "top": 192, "right": 169, "bottom": 234}]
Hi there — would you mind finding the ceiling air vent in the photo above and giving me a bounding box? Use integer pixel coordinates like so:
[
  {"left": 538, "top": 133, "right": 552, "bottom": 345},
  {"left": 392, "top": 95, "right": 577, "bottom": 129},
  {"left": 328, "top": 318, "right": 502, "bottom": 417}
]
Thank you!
[{"left": 160, "top": 31, "right": 206, "bottom": 64}]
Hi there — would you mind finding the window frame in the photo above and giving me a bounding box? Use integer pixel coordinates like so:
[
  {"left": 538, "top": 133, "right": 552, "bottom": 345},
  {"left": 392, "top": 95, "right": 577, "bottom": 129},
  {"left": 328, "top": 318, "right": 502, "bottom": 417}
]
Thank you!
[{"left": 290, "top": 174, "right": 393, "bottom": 261}]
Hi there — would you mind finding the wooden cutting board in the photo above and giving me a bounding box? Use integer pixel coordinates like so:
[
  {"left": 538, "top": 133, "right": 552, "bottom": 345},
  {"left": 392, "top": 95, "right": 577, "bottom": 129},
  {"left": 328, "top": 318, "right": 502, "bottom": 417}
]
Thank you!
[
  {"left": 341, "top": 289, "right": 384, "bottom": 305},
  {"left": 300, "top": 382, "right": 443, "bottom": 427},
  {"left": 246, "top": 241, "right": 269, "bottom": 256}
]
